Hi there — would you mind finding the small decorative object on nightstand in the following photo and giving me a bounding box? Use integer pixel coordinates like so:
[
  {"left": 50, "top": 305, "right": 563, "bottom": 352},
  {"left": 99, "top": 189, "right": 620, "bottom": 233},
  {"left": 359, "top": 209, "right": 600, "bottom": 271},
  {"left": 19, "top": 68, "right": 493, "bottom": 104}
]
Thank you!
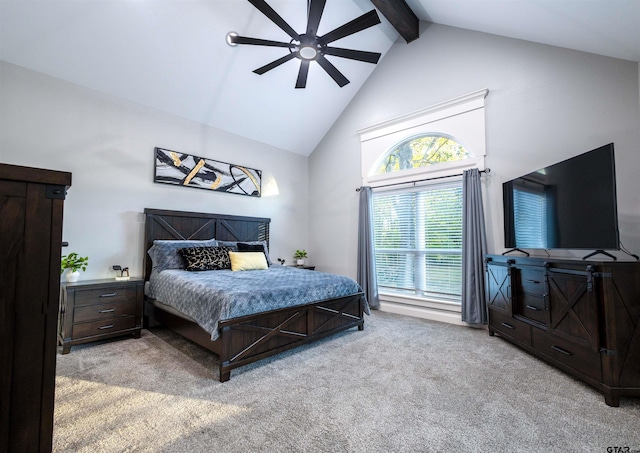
[
  {"left": 60, "top": 252, "right": 89, "bottom": 282},
  {"left": 293, "top": 249, "right": 308, "bottom": 266},
  {"left": 112, "top": 265, "right": 130, "bottom": 281},
  {"left": 58, "top": 278, "right": 144, "bottom": 354}
]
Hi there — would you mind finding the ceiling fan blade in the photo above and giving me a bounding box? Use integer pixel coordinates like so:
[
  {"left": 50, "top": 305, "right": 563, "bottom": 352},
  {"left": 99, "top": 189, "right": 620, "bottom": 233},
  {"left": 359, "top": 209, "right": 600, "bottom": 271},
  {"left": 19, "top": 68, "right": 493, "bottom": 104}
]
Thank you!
[
  {"left": 315, "top": 55, "right": 349, "bottom": 87},
  {"left": 248, "top": 0, "right": 300, "bottom": 40},
  {"left": 320, "top": 10, "right": 381, "bottom": 44},
  {"left": 254, "top": 53, "right": 296, "bottom": 75},
  {"left": 324, "top": 47, "right": 381, "bottom": 64},
  {"left": 306, "top": 0, "right": 326, "bottom": 36},
  {"left": 295, "top": 60, "right": 311, "bottom": 89},
  {"left": 231, "top": 35, "right": 295, "bottom": 49}
]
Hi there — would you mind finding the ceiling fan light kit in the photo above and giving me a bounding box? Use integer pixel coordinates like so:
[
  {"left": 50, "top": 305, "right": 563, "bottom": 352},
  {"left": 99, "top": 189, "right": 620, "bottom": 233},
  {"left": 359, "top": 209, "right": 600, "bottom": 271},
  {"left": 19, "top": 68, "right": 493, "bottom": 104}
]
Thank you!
[
  {"left": 228, "top": 0, "right": 382, "bottom": 88},
  {"left": 299, "top": 45, "right": 318, "bottom": 60}
]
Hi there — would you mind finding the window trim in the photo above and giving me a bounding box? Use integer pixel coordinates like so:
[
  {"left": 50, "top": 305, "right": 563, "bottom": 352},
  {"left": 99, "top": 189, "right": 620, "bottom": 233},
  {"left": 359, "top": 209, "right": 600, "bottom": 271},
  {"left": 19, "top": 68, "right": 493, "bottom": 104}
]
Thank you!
[{"left": 380, "top": 291, "right": 462, "bottom": 313}]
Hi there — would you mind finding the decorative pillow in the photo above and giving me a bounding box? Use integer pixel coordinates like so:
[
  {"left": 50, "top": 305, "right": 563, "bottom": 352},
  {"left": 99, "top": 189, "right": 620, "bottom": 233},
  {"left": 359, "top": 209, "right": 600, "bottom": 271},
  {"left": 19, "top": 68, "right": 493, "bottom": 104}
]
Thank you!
[
  {"left": 179, "top": 246, "right": 234, "bottom": 271},
  {"left": 229, "top": 251, "right": 268, "bottom": 271},
  {"left": 148, "top": 238, "right": 217, "bottom": 272},
  {"left": 238, "top": 241, "right": 273, "bottom": 266},
  {"left": 237, "top": 242, "right": 264, "bottom": 252},
  {"left": 209, "top": 246, "right": 234, "bottom": 270},
  {"left": 216, "top": 241, "right": 239, "bottom": 251}
]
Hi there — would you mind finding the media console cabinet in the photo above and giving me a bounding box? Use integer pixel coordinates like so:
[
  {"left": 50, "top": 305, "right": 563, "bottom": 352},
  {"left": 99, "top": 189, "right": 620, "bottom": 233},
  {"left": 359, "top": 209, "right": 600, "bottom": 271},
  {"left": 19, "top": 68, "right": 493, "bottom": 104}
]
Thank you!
[{"left": 485, "top": 254, "right": 640, "bottom": 406}]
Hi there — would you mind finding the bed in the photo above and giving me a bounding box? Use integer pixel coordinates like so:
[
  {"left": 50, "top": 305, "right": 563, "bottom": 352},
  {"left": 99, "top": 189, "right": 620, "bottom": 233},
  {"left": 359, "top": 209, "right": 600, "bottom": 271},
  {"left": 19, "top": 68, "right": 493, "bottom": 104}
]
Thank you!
[{"left": 143, "top": 208, "right": 367, "bottom": 382}]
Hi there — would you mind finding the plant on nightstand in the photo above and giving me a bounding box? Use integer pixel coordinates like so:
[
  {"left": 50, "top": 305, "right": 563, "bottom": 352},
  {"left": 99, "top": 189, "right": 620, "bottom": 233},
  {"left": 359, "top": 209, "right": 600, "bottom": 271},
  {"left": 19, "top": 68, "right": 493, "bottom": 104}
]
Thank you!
[
  {"left": 61, "top": 252, "right": 89, "bottom": 282},
  {"left": 293, "top": 249, "right": 308, "bottom": 266}
]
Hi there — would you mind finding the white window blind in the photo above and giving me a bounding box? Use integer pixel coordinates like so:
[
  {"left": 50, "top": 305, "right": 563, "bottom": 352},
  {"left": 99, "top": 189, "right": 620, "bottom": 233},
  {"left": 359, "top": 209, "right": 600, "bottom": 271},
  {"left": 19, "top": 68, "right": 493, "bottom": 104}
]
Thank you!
[{"left": 372, "top": 180, "right": 463, "bottom": 302}]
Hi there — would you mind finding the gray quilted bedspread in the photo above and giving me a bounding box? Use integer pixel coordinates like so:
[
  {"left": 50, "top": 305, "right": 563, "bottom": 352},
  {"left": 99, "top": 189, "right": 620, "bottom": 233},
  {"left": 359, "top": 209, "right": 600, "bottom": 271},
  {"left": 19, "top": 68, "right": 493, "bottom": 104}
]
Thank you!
[{"left": 147, "top": 266, "right": 368, "bottom": 340}]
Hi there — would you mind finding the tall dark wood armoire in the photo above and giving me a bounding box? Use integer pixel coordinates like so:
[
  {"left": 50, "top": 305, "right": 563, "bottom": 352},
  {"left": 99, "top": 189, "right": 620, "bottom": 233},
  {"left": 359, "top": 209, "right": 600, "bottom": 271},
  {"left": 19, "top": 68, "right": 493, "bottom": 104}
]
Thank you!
[{"left": 0, "top": 163, "right": 71, "bottom": 452}]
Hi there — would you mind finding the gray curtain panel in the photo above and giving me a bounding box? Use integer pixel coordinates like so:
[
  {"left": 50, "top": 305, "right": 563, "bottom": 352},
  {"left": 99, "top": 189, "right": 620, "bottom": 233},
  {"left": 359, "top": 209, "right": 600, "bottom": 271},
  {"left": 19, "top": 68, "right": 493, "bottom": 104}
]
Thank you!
[
  {"left": 461, "top": 169, "right": 488, "bottom": 324},
  {"left": 357, "top": 186, "right": 380, "bottom": 309}
]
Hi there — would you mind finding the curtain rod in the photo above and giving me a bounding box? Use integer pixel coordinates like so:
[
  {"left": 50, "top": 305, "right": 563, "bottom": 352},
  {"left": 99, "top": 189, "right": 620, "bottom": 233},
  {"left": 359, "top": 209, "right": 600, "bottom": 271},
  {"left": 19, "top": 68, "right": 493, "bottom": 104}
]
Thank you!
[{"left": 355, "top": 168, "right": 490, "bottom": 192}]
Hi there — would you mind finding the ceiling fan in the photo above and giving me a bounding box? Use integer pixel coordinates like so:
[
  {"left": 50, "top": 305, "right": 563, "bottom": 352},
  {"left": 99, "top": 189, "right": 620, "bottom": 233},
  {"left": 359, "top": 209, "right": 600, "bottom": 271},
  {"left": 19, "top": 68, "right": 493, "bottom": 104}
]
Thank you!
[{"left": 227, "top": 0, "right": 382, "bottom": 88}]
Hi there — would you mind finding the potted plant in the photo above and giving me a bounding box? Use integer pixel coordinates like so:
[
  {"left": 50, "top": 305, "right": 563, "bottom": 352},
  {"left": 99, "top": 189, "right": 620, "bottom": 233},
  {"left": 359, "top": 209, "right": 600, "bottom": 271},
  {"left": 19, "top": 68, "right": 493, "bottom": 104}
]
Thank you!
[
  {"left": 61, "top": 252, "right": 89, "bottom": 282},
  {"left": 293, "top": 249, "right": 308, "bottom": 266}
]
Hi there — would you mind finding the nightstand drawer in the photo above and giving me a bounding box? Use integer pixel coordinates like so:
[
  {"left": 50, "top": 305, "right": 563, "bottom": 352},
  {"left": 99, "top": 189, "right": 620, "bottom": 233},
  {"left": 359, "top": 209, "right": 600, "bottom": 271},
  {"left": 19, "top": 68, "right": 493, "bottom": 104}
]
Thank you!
[
  {"left": 72, "top": 316, "right": 137, "bottom": 339},
  {"left": 73, "top": 299, "right": 136, "bottom": 323},
  {"left": 73, "top": 286, "right": 138, "bottom": 307}
]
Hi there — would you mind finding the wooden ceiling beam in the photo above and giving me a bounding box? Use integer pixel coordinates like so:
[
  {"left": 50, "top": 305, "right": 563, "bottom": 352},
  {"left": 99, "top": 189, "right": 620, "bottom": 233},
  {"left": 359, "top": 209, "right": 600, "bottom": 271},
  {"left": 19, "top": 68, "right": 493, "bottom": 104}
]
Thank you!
[{"left": 370, "top": 0, "right": 420, "bottom": 43}]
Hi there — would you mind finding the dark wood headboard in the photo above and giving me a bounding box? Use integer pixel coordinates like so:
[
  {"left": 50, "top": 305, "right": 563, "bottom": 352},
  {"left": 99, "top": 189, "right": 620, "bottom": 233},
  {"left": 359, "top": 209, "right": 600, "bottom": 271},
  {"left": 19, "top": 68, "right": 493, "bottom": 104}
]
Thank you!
[{"left": 143, "top": 208, "right": 270, "bottom": 281}]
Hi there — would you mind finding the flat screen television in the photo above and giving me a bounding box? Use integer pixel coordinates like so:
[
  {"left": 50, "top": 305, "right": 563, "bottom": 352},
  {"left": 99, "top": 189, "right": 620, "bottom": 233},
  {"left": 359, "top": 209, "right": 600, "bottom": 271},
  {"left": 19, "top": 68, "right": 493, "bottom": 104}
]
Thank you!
[{"left": 503, "top": 143, "right": 619, "bottom": 251}]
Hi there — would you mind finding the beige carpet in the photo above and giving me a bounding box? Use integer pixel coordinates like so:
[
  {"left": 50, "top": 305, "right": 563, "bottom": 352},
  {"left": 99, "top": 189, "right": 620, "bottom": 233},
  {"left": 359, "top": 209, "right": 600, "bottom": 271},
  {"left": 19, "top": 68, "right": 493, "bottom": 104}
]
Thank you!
[{"left": 53, "top": 311, "right": 640, "bottom": 452}]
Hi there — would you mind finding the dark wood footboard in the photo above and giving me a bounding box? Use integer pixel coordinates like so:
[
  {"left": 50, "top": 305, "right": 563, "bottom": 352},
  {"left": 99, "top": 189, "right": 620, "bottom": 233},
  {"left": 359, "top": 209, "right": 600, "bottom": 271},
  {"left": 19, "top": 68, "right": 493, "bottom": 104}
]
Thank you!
[{"left": 218, "top": 292, "right": 365, "bottom": 381}]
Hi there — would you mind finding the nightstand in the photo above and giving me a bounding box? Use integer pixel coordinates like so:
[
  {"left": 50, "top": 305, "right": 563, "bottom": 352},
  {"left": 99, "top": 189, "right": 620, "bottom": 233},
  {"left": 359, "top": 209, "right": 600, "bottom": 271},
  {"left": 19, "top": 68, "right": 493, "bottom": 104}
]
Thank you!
[
  {"left": 58, "top": 278, "right": 144, "bottom": 354},
  {"left": 294, "top": 265, "right": 315, "bottom": 270}
]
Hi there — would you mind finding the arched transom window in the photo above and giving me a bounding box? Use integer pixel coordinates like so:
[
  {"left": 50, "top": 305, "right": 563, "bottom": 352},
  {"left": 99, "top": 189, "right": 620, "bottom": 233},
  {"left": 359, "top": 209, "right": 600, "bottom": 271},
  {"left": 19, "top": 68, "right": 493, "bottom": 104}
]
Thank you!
[{"left": 374, "top": 135, "right": 471, "bottom": 175}]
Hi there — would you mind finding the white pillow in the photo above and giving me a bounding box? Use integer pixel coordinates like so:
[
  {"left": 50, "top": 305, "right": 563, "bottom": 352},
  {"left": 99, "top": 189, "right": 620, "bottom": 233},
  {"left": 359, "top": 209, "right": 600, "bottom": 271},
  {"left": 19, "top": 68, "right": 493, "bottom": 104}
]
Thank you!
[{"left": 229, "top": 251, "right": 268, "bottom": 271}]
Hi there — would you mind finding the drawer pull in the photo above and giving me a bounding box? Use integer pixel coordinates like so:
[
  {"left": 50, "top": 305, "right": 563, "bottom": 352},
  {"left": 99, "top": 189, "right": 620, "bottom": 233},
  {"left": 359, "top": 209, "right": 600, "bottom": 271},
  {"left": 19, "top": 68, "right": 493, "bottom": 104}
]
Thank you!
[
  {"left": 500, "top": 322, "right": 515, "bottom": 330},
  {"left": 100, "top": 293, "right": 117, "bottom": 298},
  {"left": 98, "top": 324, "right": 114, "bottom": 330},
  {"left": 551, "top": 345, "right": 572, "bottom": 356},
  {"left": 526, "top": 279, "right": 541, "bottom": 284},
  {"left": 99, "top": 308, "right": 116, "bottom": 313},
  {"left": 525, "top": 305, "right": 541, "bottom": 311}
]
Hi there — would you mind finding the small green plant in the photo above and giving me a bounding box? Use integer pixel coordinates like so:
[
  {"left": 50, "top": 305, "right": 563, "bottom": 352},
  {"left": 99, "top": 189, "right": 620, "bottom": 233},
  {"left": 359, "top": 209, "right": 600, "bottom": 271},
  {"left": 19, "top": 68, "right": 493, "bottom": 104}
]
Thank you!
[
  {"left": 60, "top": 252, "right": 89, "bottom": 274},
  {"left": 293, "top": 249, "right": 308, "bottom": 259}
]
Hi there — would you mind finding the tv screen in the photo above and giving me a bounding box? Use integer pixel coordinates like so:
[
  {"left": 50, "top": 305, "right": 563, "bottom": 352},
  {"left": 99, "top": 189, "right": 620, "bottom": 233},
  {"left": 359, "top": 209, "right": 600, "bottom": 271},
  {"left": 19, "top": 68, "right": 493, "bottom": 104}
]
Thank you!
[{"left": 503, "top": 143, "right": 619, "bottom": 250}]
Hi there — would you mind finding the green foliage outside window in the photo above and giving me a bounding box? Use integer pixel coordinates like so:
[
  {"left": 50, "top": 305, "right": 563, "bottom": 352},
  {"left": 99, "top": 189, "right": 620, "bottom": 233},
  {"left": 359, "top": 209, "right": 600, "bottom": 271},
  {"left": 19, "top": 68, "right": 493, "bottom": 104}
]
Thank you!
[{"left": 374, "top": 135, "right": 470, "bottom": 175}]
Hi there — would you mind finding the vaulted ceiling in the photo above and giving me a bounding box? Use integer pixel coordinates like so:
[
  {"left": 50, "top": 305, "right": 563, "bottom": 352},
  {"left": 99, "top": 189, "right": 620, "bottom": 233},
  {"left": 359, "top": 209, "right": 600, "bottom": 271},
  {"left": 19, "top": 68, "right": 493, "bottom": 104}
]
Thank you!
[{"left": 1, "top": 0, "right": 638, "bottom": 156}]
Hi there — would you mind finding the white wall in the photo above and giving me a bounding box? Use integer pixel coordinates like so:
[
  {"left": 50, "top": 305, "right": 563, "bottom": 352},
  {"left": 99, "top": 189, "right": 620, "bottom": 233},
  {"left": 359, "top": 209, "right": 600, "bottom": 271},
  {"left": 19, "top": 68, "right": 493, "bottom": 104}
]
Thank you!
[
  {"left": 309, "top": 23, "right": 640, "bottom": 280},
  {"left": 0, "top": 61, "right": 309, "bottom": 280}
]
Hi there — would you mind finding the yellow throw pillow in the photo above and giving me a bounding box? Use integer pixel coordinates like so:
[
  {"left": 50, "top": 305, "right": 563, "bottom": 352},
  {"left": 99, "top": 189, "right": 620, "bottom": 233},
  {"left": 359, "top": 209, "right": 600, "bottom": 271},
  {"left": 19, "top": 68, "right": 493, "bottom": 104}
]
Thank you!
[{"left": 228, "top": 251, "right": 268, "bottom": 271}]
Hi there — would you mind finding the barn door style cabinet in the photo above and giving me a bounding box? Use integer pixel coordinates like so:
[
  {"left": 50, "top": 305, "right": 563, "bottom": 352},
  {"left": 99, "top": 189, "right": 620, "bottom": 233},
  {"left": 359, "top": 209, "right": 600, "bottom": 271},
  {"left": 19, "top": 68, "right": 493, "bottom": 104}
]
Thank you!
[
  {"left": 485, "top": 254, "right": 640, "bottom": 407},
  {"left": 0, "top": 163, "right": 71, "bottom": 452}
]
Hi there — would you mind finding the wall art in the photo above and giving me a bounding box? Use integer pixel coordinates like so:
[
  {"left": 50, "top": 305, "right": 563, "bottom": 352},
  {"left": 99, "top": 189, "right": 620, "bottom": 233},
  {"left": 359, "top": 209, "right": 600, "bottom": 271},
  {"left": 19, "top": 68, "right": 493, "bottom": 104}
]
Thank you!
[{"left": 154, "top": 147, "right": 261, "bottom": 197}]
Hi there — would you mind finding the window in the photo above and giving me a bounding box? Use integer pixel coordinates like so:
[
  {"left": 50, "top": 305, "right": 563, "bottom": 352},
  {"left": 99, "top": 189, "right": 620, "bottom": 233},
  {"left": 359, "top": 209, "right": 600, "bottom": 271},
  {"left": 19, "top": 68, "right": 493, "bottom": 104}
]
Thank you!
[
  {"left": 358, "top": 89, "right": 488, "bottom": 317},
  {"left": 373, "top": 181, "right": 463, "bottom": 302},
  {"left": 359, "top": 89, "right": 488, "bottom": 188},
  {"left": 374, "top": 135, "right": 470, "bottom": 175}
]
